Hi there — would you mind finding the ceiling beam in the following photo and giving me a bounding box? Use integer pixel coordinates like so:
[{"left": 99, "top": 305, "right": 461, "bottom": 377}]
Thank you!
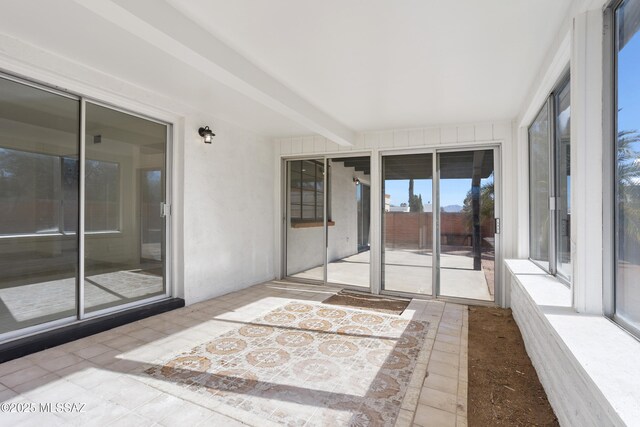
[{"left": 74, "top": 0, "right": 356, "bottom": 146}]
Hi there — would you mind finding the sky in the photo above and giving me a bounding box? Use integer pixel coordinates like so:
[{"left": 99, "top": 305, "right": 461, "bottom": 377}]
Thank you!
[
  {"left": 618, "top": 14, "right": 640, "bottom": 140},
  {"left": 384, "top": 175, "right": 493, "bottom": 208}
]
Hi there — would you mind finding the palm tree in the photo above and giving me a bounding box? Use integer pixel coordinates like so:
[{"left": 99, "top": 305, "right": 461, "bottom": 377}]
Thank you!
[{"left": 462, "top": 179, "right": 494, "bottom": 232}]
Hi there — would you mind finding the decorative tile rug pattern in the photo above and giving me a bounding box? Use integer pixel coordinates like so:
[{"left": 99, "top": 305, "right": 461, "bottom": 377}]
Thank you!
[{"left": 143, "top": 301, "right": 430, "bottom": 426}]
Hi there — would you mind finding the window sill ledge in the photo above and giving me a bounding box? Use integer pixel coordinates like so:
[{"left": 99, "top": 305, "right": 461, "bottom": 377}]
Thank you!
[
  {"left": 291, "top": 221, "right": 335, "bottom": 229},
  {"left": 506, "top": 259, "right": 640, "bottom": 426}
]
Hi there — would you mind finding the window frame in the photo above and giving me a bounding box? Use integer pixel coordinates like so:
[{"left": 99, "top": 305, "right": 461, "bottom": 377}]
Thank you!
[
  {"left": 289, "top": 159, "right": 331, "bottom": 225},
  {"left": 528, "top": 71, "right": 571, "bottom": 285}
]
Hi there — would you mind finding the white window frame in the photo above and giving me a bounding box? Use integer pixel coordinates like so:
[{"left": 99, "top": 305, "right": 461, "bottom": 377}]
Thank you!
[{"left": 528, "top": 71, "right": 571, "bottom": 285}]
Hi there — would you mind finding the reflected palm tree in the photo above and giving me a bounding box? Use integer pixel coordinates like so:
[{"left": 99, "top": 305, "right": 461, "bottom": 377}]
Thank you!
[{"left": 618, "top": 130, "right": 640, "bottom": 249}]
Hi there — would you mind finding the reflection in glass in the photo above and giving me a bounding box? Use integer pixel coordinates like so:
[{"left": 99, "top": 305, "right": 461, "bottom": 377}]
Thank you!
[
  {"left": 0, "top": 77, "right": 79, "bottom": 334},
  {"left": 286, "top": 159, "right": 325, "bottom": 281},
  {"left": 84, "top": 102, "right": 166, "bottom": 313},
  {"left": 326, "top": 157, "right": 371, "bottom": 288},
  {"left": 382, "top": 154, "right": 433, "bottom": 294},
  {"left": 438, "top": 150, "right": 495, "bottom": 301},
  {"left": 615, "top": 0, "right": 640, "bottom": 332},
  {"left": 529, "top": 103, "right": 551, "bottom": 270},
  {"left": 555, "top": 80, "right": 571, "bottom": 280}
]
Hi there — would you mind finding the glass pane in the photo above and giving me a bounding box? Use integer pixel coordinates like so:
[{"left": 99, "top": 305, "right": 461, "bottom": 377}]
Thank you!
[
  {"left": 0, "top": 77, "right": 79, "bottom": 334},
  {"left": 438, "top": 150, "right": 495, "bottom": 301},
  {"left": 529, "top": 103, "right": 551, "bottom": 270},
  {"left": 86, "top": 159, "right": 119, "bottom": 232},
  {"left": 555, "top": 80, "right": 571, "bottom": 280},
  {"left": 286, "top": 159, "right": 325, "bottom": 281},
  {"left": 327, "top": 157, "right": 371, "bottom": 288},
  {"left": 382, "top": 153, "right": 433, "bottom": 294},
  {"left": 84, "top": 102, "right": 166, "bottom": 313},
  {"left": 615, "top": 0, "right": 640, "bottom": 332}
]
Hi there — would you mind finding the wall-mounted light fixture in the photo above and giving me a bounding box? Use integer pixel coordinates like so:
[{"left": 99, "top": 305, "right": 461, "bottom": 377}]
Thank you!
[
  {"left": 198, "top": 126, "right": 215, "bottom": 143},
  {"left": 353, "top": 177, "right": 361, "bottom": 185}
]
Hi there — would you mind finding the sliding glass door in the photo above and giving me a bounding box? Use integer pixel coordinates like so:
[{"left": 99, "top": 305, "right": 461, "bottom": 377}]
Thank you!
[
  {"left": 437, "top": 150, "right": 495, "bottom": 301},
  {"left": 0, "top": 74, "right": 170, "bottom": 341},
  {"left": 284, "top": 156, "right": 371, "bottom": 289},
  {"left": 381, "top": 148, "right": 498, "bottom": 302},
  {"left": 83, "top": 102, "right": 168, "bottom": 314},
  {"left": 381, "top": 154, "right": 433, "bottom": 295},
  {"left": 286, "top": 158, "right": 326, "bottom": 282},
  {"left": 327, "top": 157, "right": 371, "bottom": 288},
  {"left": 0, "top": 77, "right": 80, "bottom": 336}
]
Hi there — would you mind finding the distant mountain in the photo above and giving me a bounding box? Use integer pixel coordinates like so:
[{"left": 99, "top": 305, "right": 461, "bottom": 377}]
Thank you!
[{"left": 442, "top": 204, "right": 463, "bottom": 213}]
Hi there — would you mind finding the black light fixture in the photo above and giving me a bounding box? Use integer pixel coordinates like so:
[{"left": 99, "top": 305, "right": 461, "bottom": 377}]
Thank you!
[
  {"left": 353, "top": 177, "right": 361, "bottom": 185},
  {"left": 198, "top": 126, "right": 215, "bottom": 143}
]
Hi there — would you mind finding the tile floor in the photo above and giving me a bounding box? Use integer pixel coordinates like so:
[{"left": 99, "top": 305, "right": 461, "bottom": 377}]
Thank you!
[{"left": 0, "top": 281, "right": 468, "bottom": 426}]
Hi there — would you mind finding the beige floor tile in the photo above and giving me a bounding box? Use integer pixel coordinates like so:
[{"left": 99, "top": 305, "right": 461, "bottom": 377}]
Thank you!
[
  {"left": 0, "top": 387, "right": 18, "bottom": 401},
  {"left": 429, "top": 349, "right": 460, "bottom": 368},
  {"left": 423, "top": 373, "right": 458, "bottom": 395},
  {"left": 432, "top": 341, "right": 459, "bottom": 355},
  {"left": 136, "top": 393, "right": 196, "bottom": 421},
  {"left": 25, "top": 348, "right": 68, "bottom": 364},
  {"left": 12, "top": 372, "right": 61, "bottom": 394},
  {"left": 37, "top": 353, "right": 85, "bottom": 372},
  {"left": 158, "top": 400, "right": 214, "bottom": 426},
  {"left": 418, "top": 387, "right": 457, "bottom": 413},
  {"left": 435, "top": 333, "right": 460, "bottom": 345},
  {"left": 87, "top": 349, "right": 122, "bottom": 366},
  {"left": 0, "top": 357, "right": 34, "bottom": 377},
  {"left": 401, "top": 386, "right": 423, "bottom": 410},
  {"left": 427, "top": 360, "right": 459, "bottom": 379},
  {"left": 196, "top": 411, "right": 248, "bottom": 427},
  {"left": 0, "top": 365, "right": 49, "bottom": 388},
  {"left": 110, "top": 412, "right": 155, "bottom": 427},
  {"left": 413, "top": 404, "right": 457, "bottom": 427}
]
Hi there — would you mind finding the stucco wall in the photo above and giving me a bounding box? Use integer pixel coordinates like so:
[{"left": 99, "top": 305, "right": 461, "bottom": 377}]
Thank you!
[{"left": 182, "top": 117, "right": 276, "bottom": 304}]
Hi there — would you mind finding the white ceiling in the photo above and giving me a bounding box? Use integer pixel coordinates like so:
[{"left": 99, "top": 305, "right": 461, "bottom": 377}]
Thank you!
[
  {"left": 166, "top": 0, "right": 573, "bottom": 131},
  {"left": 0, "top": 0, "right": 573, "bottom": 139}
]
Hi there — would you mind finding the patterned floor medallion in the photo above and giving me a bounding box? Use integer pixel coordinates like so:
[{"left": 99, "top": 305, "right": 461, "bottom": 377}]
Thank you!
[
  {"left": 145, "top": 300, "right": 429, "bottom": 426},
  {"left": 276, "top": 331, "right": 314, "bottom": 348},
  {"left": 206, "top": 337, "right": 247, "bottom": 355},
  {"left": 238, "top": 324, "right": 274, "bottom": 337}
]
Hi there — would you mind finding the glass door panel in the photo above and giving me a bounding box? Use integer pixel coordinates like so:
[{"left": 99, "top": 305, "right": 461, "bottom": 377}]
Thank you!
[
  {"left": 555, "top": 80, "right": 571, "bottom": 280},
  {"left": 84, "top": 103, "right": 167, "bottom": 313},
  {"left": 437, "top": 150, "right": 495, "bottom": 301},
  {"left": 382, "top": 153, "right": 433, "bottom": 294},
  {"left": 0, "top": 77, "right": 79, "bottom": 334},
  {"left": 529, "top": 104, "right": 551, "bottom": 271},
  {"left": 286, "top": 159, "right": 325, "bottom": 282},
  {"left": 326, "top": 157, "right": 371, "bottom": 289}
]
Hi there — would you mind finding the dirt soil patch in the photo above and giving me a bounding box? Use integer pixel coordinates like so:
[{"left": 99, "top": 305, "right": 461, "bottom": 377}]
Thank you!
[
  {"left": 468, "top": 306, "right": 559, "bottom": 426},
  {"left": 322, "top": 290, "right": 410, "bottom": 315}
]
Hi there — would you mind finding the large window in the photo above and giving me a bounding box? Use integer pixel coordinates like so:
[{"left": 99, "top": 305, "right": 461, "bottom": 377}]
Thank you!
[
  {"left": 529, "top": 74, "right": 571, "bottom": 281},
  {"left": 614, "top": 0, "right": 640, "bottom": 335}
]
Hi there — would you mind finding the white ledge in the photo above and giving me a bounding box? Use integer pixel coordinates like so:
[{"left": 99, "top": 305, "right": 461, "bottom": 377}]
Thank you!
[{"left": 506, "top": 259, "right": 640, "bottom": 427}]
